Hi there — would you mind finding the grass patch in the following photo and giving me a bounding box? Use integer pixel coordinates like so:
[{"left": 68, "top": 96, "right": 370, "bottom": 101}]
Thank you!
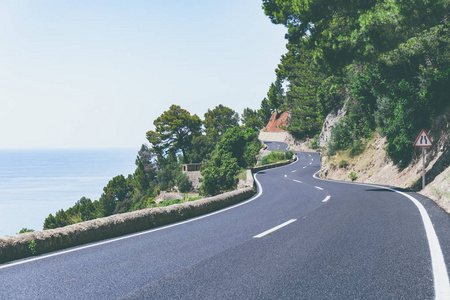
[
  {"left": 237, "top": 169, "right": 247, "bottom": 182},
  {"left": 157, "top": 194, "right": 203, "bottom": 207},
  {"left": 260, "top": 150, "right": 294, "bottom": 166}
]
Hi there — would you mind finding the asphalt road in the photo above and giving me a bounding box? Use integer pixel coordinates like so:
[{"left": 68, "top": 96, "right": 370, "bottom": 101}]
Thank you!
[
  {"left": 263, "top": 140, "right": 289, "bottom": 152},
  {"left": 2, "top": 142, "right": 450, "bottom": 299}
]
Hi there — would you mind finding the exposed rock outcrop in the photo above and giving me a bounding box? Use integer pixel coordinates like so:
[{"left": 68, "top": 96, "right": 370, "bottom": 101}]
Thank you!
[
  {"left": 317, "top": 104, "right": 346, "bottom": 149},
  {"left": 320, "top": 108, "right": 450, "bottom": 213},
  {"left": 265, "top": 111, "right": 289, "bottom": 132}
]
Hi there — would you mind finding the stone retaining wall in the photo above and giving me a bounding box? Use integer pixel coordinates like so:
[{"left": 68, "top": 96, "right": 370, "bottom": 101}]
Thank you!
[
  {"left": 251, "top": 159, "right": 294, "bottom": 173},
  {"left": 0, "top": 188, "right": 254, "bottom": 264},
  {"left": 0, "top": 158, "right": 292, "bottom": 264}
]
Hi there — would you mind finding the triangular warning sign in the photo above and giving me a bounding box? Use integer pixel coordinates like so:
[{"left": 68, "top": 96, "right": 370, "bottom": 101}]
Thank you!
[{"left": 413, "top": 129, "right": 433, "bottom": 147}]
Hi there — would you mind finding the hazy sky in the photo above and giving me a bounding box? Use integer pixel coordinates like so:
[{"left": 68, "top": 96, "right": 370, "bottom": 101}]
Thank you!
[{"left": 0, "top": 0, "right": 287, "bottom": 149}]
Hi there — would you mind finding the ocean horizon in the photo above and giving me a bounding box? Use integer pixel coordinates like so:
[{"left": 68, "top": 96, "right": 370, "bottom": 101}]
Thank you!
[{"left": 0, "top": 148, "right": 138, "bottom": 237}]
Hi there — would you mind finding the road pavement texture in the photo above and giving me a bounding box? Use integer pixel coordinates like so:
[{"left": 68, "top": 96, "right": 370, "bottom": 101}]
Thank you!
[{"left": 1, "top": 142, "right": 450, "bottom": 299}]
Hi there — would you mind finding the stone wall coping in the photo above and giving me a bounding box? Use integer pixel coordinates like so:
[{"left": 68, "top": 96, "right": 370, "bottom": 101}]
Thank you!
[{"left": 0, "top": 157, "right": 292, "bottom": 264}]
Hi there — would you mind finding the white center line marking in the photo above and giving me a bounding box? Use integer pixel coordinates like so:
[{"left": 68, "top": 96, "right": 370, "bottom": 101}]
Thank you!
[
  {"left": 303, "top": 166, "right": 307, "bottom": 169},
  {"left": 291, "top": 170, "right": 297, "bottom": 173},
  {"left": 322, "top": 196, "right": 331, "bottom": 202},
  {"left": 293, "top": 180, "right": 302, "bottom": 183},
  {"left": 253, "top": 219, "right": 297, "bottom": 238},
  {"left": 314, "top": 186, "right": 324, "bottom": 190}
]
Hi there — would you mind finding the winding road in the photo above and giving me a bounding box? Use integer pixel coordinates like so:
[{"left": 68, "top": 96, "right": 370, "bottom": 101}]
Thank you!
[{"left": 1, "top": 142, "right": 450, "bottom": 299}]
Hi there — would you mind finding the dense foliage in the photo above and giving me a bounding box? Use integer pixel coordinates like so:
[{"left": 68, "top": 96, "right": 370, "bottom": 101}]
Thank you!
[
  {"left": 262, "top": 0, "right": 450, "bottom": 166},
  {"left": 40, "top": 0, "right": 450, "bottom": 231},
  {"left": 44, "top": 104, "right": 263, "bottom": 229},
  {"left": 200, "top": 126, "right": 262, "bottom": 195}
]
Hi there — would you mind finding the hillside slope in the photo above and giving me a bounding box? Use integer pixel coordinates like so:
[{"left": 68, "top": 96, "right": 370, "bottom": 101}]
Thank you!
[
  {"left": 259, "top": 108, "right": 449, "bottom": 213},
  {"left": 319, "top": 109, "right": 450, "bottom": 213}
]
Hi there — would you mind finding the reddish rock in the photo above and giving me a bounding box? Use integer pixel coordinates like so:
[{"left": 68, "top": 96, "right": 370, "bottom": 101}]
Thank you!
[{"left": 265, "top": 111, "right": 289, "bottom": 132}]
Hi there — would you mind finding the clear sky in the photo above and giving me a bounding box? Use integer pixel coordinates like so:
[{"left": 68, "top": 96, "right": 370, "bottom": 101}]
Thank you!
[{"left": 0, "top": 0, "right": 287, "bottom": 149}]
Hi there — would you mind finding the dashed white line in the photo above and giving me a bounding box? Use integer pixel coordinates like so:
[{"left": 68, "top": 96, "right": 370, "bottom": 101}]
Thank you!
[
  {"left": 303, "top": 166, "right": 307, "bottom": 169},
  {"left": 291, "top": 170, "right": 297, "bottom": 173},
  {"left": 293, "top": 180, "right": 302, "bottom": 184},
  {"left": 312, "top": 170, "right": 450, "bottom": 298},
  {"left": 314, "top": 186, "right": 324, "bottom": 190},
  {"left": 322, "top": 196, "right": 331, "bottom": 202},
  {"left": 253, "top": 219, "right": 297, "bottom": 238}
]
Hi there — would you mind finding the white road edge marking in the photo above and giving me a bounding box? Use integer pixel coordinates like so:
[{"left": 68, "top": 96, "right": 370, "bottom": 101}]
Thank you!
[
  {"left": 313, "top": 171, "right": 450, "bottom": 299},
  {"left": 0, "top": 156, "right": 301, "bottom": 270},
  {"left": 314, "top": 186, "right": 324, "bottom": 190},
  {"left": 253, "top": 219, "right": 297, "bottom": 238},
  {"left": 322, "top": 196, "right": 331, "bottom": 202}
]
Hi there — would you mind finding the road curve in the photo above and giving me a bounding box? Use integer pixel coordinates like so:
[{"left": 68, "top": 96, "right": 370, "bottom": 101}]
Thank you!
[{"left": 1, "top": 143, "right": 450, "bottom": 299}]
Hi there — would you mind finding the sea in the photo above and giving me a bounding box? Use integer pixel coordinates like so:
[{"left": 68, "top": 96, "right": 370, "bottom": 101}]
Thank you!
[{"left": 0, "top": 148, "right": 138, "bottom": 237}]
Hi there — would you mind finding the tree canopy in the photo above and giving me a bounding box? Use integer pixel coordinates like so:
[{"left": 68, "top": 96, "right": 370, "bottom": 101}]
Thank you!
[
  {"left": 204, "top": 104, "right": 240, "bottom": 142},
  {"left": 146, "top": 105, "right": 202, "bottom": 163},
  {"left": 267, "top": 77, "right": 285, "bottom": 113},
  {"left": 262, "top": 0, "right": 450, "bottom": 166},
  {"left": 44, "top": 103, "right": 264, "bottom": 229},
  {"left": 241, "top": 107, "right": 264, "bottom": 131}
]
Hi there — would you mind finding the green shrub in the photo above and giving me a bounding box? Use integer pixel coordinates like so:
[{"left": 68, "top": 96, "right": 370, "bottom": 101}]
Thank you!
[
  {"left": 261, "top": 150, "right": 286, "bottom": 165},
  {"left": 348, "top": 172, "right": 357, "bottom": 181},
  {"left": 176, "top": 173, "right": 192, "bottom": 193},
  {"left": 310, "top": 135, "right": 319, "bottom": 149},
  {"left": 285, "top": 150, "right": 294, "bottom": 160},
  {"left": 338, "top": 160, "right": 348, "bottom": 168},
  {"left": 200, "top": 151, "right": 239, "bottom": 196},
  {"left": 349, "top": 140, "right": 366, "bottom": 157},
  {"left": 18, "top": 228, "right": 34, "bottom": 234},
  {"left": 28, "top": 240, "right": 37, "bottom": 255},
  {"left": 188, "top": 196, "right": 202, "bottom": 202},
  {"left": 261, "top": 155, "right": 271, "bottom": 165},
  {"left": 327, "top": 119, "right": 353, "bottom": 155}
]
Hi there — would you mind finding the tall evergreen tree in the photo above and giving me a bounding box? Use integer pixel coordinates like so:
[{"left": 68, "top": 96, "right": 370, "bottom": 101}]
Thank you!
[
  {"left": 146, "top": 105, "right": 202, "bottom": 163},
  {"left": 204, "top": 104, "right": 240, "bottom": 142}
]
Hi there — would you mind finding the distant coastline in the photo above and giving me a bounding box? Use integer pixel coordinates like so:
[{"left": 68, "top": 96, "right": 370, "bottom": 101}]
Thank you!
[{"left": 0, "top": 148, "right": 137, "bottom": 237}]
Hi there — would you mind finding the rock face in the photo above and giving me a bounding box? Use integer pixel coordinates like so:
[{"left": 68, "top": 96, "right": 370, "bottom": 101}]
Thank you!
[
  {"left": 320, "top": 108, "right": 450, "bottom": 214},
  {"left": 317, "top": 104, "right": 346, "bottom": 149},
  {"left": 265, "top": 111, "right": 289, "bottom": 132}
]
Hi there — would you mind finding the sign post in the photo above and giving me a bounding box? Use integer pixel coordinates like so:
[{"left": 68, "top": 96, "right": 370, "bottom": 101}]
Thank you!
[{"left": 413, "top": 129, "right": 433, "bottom": 189}]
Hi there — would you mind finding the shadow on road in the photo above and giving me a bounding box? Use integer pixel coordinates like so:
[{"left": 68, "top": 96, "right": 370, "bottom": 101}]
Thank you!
[{"left": 365, "top": 187, "right": 412, "bottom": 193}]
